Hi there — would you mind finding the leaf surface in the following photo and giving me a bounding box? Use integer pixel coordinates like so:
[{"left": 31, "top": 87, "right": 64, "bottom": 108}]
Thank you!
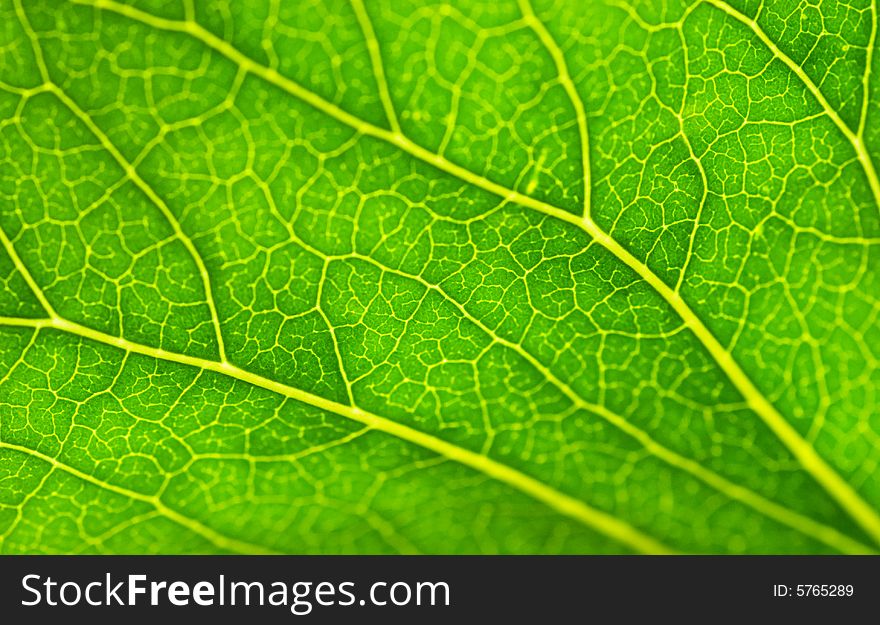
[{"left": 0, "top": 0, "right": 879, "bottom": 554}]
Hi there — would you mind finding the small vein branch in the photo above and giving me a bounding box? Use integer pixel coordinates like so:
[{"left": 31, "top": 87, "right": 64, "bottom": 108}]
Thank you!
[
  {"left": 0, "top": 441, "right": 277, "bottom": 554},
  {"left": 44, "top": 82, "right": 229, "bottom": 362},
  {"left": 518, "top": 0, "right": 593, "bottom": 216},
  {"left": 703, "top": 0, "right": 880, "bottom": 213},
  {"left": 350, "top": 0, "right": 401, "bottom": 133}
]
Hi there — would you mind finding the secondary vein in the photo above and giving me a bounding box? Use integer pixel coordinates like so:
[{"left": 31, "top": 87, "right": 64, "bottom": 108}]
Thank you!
[{"left": 0, "top": 315, "right": 674, "bottom": 554}]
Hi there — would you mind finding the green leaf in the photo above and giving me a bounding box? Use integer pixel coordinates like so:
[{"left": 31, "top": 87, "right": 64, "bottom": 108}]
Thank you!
[{"left": 0, "top": 0, "right": 878, "bottom": 554}]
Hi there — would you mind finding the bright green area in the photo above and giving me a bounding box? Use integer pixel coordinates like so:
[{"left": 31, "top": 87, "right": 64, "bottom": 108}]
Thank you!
[{"left": 0, "top": 0, "right": 878, "bottom": 554}]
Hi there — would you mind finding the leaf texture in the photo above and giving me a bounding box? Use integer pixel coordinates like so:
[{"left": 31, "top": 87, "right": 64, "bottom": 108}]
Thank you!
[{"left": 0, "top": 0, "right": 879, "bottom": 554}]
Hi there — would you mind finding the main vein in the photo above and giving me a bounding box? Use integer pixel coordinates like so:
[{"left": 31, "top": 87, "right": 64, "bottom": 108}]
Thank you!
[{"left": 73, "top": 0, "right": 880, "bottom": 545}]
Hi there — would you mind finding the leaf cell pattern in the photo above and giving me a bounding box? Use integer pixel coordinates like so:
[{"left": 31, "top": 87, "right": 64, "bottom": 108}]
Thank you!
[{"left": 0, "top": 0, "right": 878, "bottom": 554}]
